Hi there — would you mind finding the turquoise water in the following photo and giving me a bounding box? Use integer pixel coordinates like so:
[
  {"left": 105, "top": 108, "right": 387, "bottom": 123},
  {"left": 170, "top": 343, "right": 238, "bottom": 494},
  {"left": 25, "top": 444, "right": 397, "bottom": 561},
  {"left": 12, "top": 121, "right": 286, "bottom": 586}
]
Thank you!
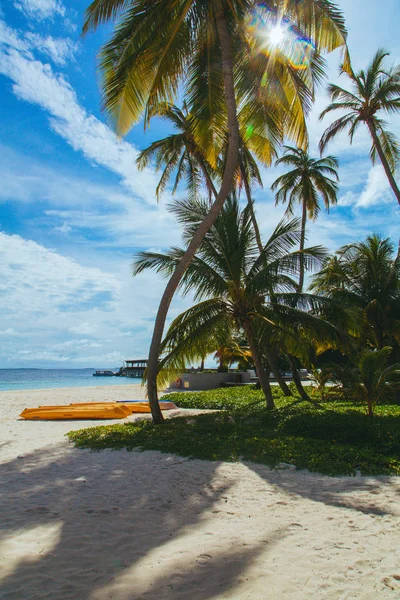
[{"left": 0, "top": 369, "right": 142, "bottom": 392}]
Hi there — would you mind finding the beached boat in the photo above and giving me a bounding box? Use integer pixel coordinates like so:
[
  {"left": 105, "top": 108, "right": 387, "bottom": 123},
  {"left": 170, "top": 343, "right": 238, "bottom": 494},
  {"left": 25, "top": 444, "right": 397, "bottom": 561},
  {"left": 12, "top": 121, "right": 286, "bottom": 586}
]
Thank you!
[
  {"left": 19, "top": 401, "right": 178, "bottom": 420},
  {"left": 20, "top": 404, "right": 132, "bottom": 420}
]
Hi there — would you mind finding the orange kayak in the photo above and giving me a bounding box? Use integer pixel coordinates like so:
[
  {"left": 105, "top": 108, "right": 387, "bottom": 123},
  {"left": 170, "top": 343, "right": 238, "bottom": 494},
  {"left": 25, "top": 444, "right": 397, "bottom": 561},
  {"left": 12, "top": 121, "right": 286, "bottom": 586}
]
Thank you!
[
  {"left": 20, "top": 404, "right": 132, "bottom": 420},
  {"left": 20, "top": 401, "right": 178, "bottom": 420},
  {"left": 68, "top": 401, "right": 178, "bottom": 413}
]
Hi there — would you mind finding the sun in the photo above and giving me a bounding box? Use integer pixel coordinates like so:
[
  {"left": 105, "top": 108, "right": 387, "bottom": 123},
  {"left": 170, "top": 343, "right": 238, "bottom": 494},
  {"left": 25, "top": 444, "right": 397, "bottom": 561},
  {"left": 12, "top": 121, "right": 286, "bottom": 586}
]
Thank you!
[{"left": 268, "top": 25, "right": 285, "bottom": 47}]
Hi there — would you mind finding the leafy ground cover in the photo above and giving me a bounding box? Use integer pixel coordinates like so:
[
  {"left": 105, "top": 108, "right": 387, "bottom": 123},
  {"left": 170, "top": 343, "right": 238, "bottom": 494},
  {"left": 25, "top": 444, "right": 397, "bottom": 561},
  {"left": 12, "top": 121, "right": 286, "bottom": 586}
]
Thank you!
[{"left": 67, "top": 387, "right": 400, "bottom": 476}]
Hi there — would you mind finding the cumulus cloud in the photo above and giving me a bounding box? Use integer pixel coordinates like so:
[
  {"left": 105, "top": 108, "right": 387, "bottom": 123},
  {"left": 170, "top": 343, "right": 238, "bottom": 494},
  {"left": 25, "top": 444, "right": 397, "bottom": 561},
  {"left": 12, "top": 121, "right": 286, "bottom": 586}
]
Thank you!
[
  {"left": 14, "top": 0, "right": 65, "bottom": 21},
  {"left": 357, "top": 165, "right": 393, "bottom": 208},
  {"left": 0, "top": 232, "right": 121, "bottom": 319}
]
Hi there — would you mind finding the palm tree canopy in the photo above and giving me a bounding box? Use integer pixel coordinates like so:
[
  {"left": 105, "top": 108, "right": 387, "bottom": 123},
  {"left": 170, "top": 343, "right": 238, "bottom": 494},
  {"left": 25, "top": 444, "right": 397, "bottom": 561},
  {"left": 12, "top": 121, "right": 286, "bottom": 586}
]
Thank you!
[
  {"left": 311, "top": 234, "right": 400, "bottom": 350},
  {"left": 272, "top": 145, "right": 339, "bottom": 219},
  {"left": 83, "top": 0, "right": 348, "bottom": 160},
  {"left": 136, "top": 103, "right": 215, "bottom": 200},
  {"left": 319, "top": 48, "right": 400, "bottom": 171},
  {"left": 133, "top": 197, "right": 355, "bottom": 384}
]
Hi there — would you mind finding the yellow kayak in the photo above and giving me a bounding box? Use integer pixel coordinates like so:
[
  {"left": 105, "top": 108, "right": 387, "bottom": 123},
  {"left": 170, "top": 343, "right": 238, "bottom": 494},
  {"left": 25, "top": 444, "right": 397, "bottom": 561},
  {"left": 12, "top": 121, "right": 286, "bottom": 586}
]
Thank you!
[
  {"left": 68, "top": 401, "right": 178, "bottom": 413},
  {"left": 20, "top": 401, "right": 178, "bottom": 420},
  {"left": 20, "top": 404, "right": 132, "bottom": 420}
]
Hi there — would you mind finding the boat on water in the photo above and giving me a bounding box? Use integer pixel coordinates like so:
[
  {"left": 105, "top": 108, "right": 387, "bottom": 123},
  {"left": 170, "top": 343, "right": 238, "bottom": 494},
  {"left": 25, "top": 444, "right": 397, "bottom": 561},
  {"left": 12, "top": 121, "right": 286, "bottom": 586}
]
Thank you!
[{"left": 93, "top": 370, "right": 116, "bottom": 377}]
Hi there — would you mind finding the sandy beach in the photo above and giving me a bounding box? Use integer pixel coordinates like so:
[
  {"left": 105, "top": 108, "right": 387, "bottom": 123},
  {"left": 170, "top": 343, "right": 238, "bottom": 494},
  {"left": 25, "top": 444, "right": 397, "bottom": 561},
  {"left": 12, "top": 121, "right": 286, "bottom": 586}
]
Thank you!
[{"left": 1, "top": 384, "right": 399, "bottom": 599}]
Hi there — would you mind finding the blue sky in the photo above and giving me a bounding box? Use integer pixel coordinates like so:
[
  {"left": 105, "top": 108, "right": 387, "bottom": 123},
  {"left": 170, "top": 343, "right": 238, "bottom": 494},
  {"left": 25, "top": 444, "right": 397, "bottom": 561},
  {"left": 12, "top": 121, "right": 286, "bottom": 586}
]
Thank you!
[{"left": 0, "top": 0, "right": 399, "bottom": 368}]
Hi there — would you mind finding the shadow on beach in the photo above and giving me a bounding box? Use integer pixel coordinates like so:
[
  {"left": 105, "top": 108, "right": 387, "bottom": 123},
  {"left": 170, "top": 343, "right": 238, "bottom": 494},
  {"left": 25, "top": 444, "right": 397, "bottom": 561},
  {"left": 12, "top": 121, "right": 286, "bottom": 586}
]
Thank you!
[
  {"left": 246, "top": 461, "right": 399, "bottom": 516},
  {"left": 0, "top": 444, "right": 271, "bottom": 600}
]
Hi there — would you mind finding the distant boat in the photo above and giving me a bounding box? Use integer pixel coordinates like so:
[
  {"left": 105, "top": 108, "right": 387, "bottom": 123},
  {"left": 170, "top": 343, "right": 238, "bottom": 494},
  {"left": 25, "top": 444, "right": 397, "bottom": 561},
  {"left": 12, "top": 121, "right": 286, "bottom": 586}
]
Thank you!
[{"left": 93, "top": 370, "right": 116, "bottom": 377}]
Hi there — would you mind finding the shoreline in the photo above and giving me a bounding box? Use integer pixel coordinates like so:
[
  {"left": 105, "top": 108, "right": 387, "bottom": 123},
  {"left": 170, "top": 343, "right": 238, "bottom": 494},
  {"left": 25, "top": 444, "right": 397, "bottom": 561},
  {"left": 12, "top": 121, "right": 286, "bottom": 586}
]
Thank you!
[{"left": 1, "top": 385, "right": 399, "bottom": 599}]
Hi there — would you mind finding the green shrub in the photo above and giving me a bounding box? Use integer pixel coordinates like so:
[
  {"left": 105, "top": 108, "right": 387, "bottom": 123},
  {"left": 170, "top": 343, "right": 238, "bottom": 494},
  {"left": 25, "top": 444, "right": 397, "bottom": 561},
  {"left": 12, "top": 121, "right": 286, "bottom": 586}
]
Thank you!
[{"left": 67, "top": 388, "right": 400, "bottom": 476}]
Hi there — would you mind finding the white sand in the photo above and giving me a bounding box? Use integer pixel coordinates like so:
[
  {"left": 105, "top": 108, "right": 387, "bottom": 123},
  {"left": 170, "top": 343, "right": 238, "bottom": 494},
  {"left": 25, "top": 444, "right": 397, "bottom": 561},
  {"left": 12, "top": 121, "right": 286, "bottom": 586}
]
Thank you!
[{"left": 1, "top": 385, "right": 399, "bottom": 599}]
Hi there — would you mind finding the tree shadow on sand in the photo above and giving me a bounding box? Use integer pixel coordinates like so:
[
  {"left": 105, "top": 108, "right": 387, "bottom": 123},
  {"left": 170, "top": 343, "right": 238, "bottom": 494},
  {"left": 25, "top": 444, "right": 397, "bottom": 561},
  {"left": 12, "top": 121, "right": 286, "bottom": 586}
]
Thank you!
[
  {"left": 0, "top": 444, "right": 277, "bottom": 600},
  {"left": 246, "top": 461, "right": 399, "bottom": 516}
]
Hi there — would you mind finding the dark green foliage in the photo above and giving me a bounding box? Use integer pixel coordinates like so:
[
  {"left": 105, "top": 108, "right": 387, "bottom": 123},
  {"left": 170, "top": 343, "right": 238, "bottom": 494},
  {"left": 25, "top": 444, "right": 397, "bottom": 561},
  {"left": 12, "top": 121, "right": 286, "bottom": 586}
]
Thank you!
[{"left": 67, "top": 388, "right": 400, "bottom": 476}]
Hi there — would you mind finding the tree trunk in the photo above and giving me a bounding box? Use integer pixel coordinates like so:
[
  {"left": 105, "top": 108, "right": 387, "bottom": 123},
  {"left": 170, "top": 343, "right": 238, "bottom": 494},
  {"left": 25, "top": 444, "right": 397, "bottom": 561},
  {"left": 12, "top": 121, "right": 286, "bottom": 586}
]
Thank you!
[
  {"left": 146, "top": 4, "right": 240, "bottom": 423},
  {"left": 367, "top": 120, "right": 400, "bottom": 206},
  {"left": 241, "top": 164, "right": 264, "bottom": 253},
  {"left": 298, "top": 200, "right": 307, "bottom": 293},
  {"left": 243, "top": 320, "right": 275, "bottom": 409},
  {"left": 264, "top": 346, "right": 292, "bottom": 396},
  {"left": 289, "top": 355, "right": 311, "bottom": 402},
  {"left": 200, "top": 357, "right": 205, "bottom": 371}
]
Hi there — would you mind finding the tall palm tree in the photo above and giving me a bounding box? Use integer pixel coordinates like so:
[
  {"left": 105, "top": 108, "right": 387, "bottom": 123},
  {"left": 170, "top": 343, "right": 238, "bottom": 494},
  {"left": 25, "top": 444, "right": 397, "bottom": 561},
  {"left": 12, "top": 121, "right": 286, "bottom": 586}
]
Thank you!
[
  {"left": 311, "top": 235, "right": 400, "bottom": 354},
  {"left": 138, "top": 103, "right": 274, "bottom": 253},
  {"left": 320, "top": 49, "right": 400, "bottom": 206},
  {"left": 272, "top": 146, "right": 339, "bottom": 292},
  {"left": 134, "top": 197, "right": 351, "bottom": 408},
  {"left": 83, "top": 0, "right": 348, "bottom": 422}
]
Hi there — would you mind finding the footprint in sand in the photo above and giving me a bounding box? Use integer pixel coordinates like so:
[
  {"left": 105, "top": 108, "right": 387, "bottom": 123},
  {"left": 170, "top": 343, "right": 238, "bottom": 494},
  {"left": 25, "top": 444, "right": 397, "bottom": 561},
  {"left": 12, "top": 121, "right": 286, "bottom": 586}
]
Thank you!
[{"left": 382, "top": 575, "right": 400, "bottom": 591}]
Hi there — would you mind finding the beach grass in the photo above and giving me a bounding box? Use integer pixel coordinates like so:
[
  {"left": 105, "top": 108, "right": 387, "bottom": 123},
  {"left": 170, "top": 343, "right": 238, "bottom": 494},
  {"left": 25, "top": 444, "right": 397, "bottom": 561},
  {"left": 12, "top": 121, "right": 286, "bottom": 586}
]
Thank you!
[{"left": 66, "top": 387, "right": 400, "bottom": 476}]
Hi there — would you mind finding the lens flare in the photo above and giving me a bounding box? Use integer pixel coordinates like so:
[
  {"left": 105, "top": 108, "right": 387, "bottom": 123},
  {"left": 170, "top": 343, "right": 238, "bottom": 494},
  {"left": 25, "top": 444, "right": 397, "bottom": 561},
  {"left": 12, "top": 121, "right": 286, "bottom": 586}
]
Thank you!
[
  {"left": 246, "top": 5, "right": 315, "bottom": 71},
  {"left": 268, "top": 25, "right": 285, "bottom": 47}
]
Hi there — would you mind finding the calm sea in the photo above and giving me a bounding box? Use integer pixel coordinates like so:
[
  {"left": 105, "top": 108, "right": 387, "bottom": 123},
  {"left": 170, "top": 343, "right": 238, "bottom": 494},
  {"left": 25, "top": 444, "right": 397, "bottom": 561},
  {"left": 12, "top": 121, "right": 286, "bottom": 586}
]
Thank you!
[{"left": 0, "top": 369, "right": 142, "bottom": 392}]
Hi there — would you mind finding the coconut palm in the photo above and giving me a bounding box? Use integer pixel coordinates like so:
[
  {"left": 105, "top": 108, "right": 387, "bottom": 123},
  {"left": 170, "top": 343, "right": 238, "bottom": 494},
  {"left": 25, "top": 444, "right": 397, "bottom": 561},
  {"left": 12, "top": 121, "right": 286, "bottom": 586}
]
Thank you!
[
  {"left": 134, "top": 197, "right": 353, "bottom": 408},
  {"left": 320, "top": 49, "right": 400, "bottom": 206},
  {"left": 272, "top": 146, "right": 339, "bottom": 292},
  {"left": 136, "top": 103, "right": 217, "bottom": 202},
  {"left": 83, "top": 0, "right": 348, "bottom": 422},
  {"left": 311, "top": 235, "right": 400, "bottom": 353},
  {"left": 353, "top": 347, "right": 400, "bottom": 417},
  {"left": 137, "top": 103, "right": 275, "bottom": 252}
]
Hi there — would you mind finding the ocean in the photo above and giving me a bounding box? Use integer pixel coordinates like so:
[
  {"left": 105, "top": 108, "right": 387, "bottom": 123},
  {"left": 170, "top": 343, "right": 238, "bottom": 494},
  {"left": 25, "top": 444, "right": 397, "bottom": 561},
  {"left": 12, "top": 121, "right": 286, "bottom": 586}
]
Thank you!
[{"left": 0, "top": 369, "right": 142, "bottom": 392}]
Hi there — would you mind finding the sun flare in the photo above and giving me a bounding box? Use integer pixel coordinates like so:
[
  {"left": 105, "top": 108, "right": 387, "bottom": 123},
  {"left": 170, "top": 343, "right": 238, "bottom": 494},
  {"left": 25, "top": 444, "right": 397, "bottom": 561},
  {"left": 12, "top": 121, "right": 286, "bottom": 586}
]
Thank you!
[{"left": 268, "top": 25, "right": 285, "bottom": 47}]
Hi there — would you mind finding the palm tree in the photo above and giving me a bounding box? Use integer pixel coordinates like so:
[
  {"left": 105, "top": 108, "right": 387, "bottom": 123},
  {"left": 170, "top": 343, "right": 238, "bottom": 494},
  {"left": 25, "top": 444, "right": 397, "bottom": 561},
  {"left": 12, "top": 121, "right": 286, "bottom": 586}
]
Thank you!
[
  {"left": 353, "top": 347, "right": 400, "bottom": 417},
  {"left": 272, "top": 146, "right": 339, "bottom": 292},
  {"left": 311, "top": 235, "right": 400, "bottom": 354},
  {"left": 136, "top": 103, "right": 217, "bottom": 201},
  {"left": 134, "top": 197, "right": 351, "bottom": 408},
  {"left": 320, "top": 49, "right": 400, "bottom": 206},
  {"left": 271, "top": 146, "right": 339, "bottom": 399},
  {"left": 83, "top": 0, "right": 348, "bottom": 422},
  {"left": 138, "top": 103, "right": 274, "bottom": 253}
]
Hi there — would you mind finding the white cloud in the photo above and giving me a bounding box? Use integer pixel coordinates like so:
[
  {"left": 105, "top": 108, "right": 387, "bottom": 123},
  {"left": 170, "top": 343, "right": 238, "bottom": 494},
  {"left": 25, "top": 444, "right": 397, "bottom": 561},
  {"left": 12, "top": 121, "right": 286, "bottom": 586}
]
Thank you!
[
  {"left": 0, "top": 145, "right": 181, "bottom": 249},
  {"left": 24, "top": 33, "right": 77, "bottom": 65},
  {"left": 0, "top": 25, "right": 163, "bottom": 206},
  {"left": 53, "top": 222, "right": 72, "bottom": 234},
  {"left": 0, "top": 232, "right": 121, "bottom": 319},
  {"left": 337, "top": 190, "right": 358, "bottom": 207},
  {"left": 14, "top": 0, "right": 65, "bottom": 21},
  {"left": 69, "top": 322, "right": 99, "bottom": 335},
  {"left": 356, "top": 165, "right": 393, "bottom": 208},
  {"left": 0, "top": 20, "right": 77, "bottom": 66}
]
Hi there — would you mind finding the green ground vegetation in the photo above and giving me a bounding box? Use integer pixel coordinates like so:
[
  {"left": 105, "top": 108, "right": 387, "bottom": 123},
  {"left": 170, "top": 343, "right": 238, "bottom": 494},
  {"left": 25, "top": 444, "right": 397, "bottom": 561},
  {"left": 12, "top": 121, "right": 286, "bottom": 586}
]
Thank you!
[{"left": 67, "top": 387, "right": 400, "bottom": 477}]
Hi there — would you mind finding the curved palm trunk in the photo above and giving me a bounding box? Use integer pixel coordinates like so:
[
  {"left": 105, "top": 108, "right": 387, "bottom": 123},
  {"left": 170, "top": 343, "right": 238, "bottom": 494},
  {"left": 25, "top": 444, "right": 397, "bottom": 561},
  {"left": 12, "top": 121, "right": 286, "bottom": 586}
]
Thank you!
[
  {"left": 264, "top": 347, "right": 292, "bottom": 396},
  {"left": 289, "top": 355, "right": 311, "bottom": 402},
  {"left": 298, "top": 200, "right": 307, "bottom": 293},
  {"left": 367, "top": 120, "right": 400, "bottom": 206},
  {"left": 241, "top": 165, "right": 264, "bottom": 253},
  {"left": 146, "top": 4, "right": 240, "bottom": 423},
  {"left": 243, "top": 321, "right": 274, "bottom": 409}
]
